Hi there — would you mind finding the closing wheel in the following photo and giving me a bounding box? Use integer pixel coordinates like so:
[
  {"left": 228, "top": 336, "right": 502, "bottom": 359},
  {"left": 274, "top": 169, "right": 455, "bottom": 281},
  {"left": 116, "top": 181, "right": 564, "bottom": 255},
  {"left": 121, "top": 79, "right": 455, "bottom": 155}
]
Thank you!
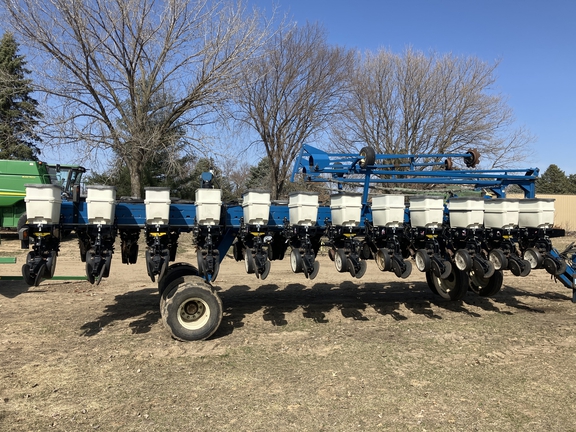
[
  {"left": 454, "top": 249, "right": 472, "bottom": 271},
  {"left": 543, "top": 256, "right": 567, "bottom": 277},
  {"left": 375, "top": 248, "right": 391, "bottom": 271},
  {"left": 162, "top": 277, "right": 223, "bottom": 341},
  {"left": 415, "top": 249, "right": 431, "bottom": 272},
  {"left": 244, "top": 249, "right": 256, "bottom": 274},
  {"left": 469, "top": 269, "right": 504, "bottom": 297},
  {"left": 334, "top": 249, "right": 349, "bottom": 273},
  {"left": 508, "top": 258, "right": 522, "bottom": 276},
  {"left": 34, "top": 263, "right": 46, "bottom": 287},
  {"left": 290, "top": 249, "right": 304, "bottom": 273},
  {"left": 309, "top": 261, "right": 320, "bottom": 280},
  {"left": 22, "top": 264, "right": 34, "bottom": 286},
  {"left": 347, "top": 258, "right": 356, "bottom": 277},
  {"left": 85, "top": 251, "right": 95, "bottom": 284},
  {"left": 359, "top": 146, "right": 376, "bottom": 168},
  {"left": 428, "top": 266, "right": 469, "bottom": 301},
  {"left": 519, "top": 259, "right": 531, "bottom": 277},
  {"left": 489, "top": 249, "right": 508, "bottom": 271},
  {"left": 44, "top": 251, "right": 57, "bottom": 279},
  {"left": 260, "top": 260, "right": 271, "bottom": 280},
  {"left": 355, "top": 260, "right": 368, "bottom": 279},
  {"left": 524, "top": 248, "right": 544, "bottom": 269}
]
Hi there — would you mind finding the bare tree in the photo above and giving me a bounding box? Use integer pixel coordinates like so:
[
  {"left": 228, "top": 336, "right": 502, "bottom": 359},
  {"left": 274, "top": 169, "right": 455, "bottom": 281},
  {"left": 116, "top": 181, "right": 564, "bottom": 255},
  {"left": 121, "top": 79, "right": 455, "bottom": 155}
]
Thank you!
[
  {"left": 2, "top": 0, "right": 273, "bottom": 197},
  {"left": 234, "top": 22, "right": 354, "bottom": 199},
  {"left": 332, "top": 47, "right": 534, "bottom": 169}
]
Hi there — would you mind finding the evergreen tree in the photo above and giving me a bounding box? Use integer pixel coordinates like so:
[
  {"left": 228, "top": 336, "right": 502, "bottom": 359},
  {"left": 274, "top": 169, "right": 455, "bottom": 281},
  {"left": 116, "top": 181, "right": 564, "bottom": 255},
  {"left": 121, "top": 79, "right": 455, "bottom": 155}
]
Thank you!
[
  {"left": 536, "top": 164, "right": 575, "bottom": 194},
  {"left": 0, "top": 32, "right": 42, "bottom": 160}
]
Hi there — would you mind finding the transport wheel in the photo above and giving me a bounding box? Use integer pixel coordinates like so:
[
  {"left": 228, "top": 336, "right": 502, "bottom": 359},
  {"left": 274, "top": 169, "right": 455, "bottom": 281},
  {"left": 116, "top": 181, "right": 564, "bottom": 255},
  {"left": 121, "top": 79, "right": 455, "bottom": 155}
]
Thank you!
[
  {"left": 162, "top": 277, "right": 223, "bottom": 341},
  {"left": 244, "top": 249, "right": 256, "bottom": 274},
  {"left": 454, "top": 249, "right": 472, "bottom": 272},
  {"left": 469, "top": 269, "right": 504, "bottom": 297},
  {"left": 523, "top": 248, "right": 544, "bottom": 269},
  {"left": 375, "top": 248, "right": 391, "bottom": 271},
  {"left": 290, "top": 249, "right": 303, "bottom": 273},
  {"left": 414, "top": 249, "right": 431, "bottom": 272},
  {"left": 488, "top": 249, "right": 508, "bottom": 271},
  {"left": 428, "top": 266, "right": 469, "bottom": 301},
  {"left": 359, "top": 146, "right": 376, "bottom": 168},
  {"left": 158, "top": 263, "right": 199, "bottom": 295},
  {"left": 355, "top": 260, "right": 368, "bottom": 279},
  {"left": 22, "top": 264, "right": 34, "bottom": 286},
  {"left": 334, "top": 249, "right": 349, "bottom": 273}
]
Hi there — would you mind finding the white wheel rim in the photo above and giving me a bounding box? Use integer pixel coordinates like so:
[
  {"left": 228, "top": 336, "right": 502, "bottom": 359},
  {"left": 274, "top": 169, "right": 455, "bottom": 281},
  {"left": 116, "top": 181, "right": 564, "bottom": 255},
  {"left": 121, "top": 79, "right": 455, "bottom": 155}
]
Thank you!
[
  {"left": 489, "top": 251, "right": 502, "bottom": 270},
  {"left": 524, "top": 249, "right": 539, "bottom": 269},
  {"left": 455, "top": 251, "right": 468, "bottom": 271},
  {"left": 178, "top": 298, "right": 210, "bottom": 331},
  {"left": 290, "top": 250, "right": 299, "bottom": 272},
  {"left": 335, "top": 252, "right": 343, "bottom": 271},
  {"left": 375, "top": 250, "right": 386, "bottom": 271},
  {"left": 415, "top": 252, "right": 426, "bottom": 272}
]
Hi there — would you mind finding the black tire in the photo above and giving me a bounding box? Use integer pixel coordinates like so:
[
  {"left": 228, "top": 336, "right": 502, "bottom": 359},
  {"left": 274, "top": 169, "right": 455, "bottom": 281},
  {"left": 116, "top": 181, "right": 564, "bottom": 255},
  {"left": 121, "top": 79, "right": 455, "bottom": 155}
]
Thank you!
[
  {"left": 309, "top": 260, "right": 320, "bottom": 280},
  {"left": 470, "top": 269, "right": 504, "bottom": 297},
  {"left": 425, "top": 270, "right": 439, "bottom": 295},
  {"left": 45, "top": 251, "right": 57, "bottom": 279},
  {"left": 428, "top": 266, "right": 469, "bottom": 301},
  {"left": 244, "top": 249, "right": 256, "bottom": 274},
  {"left": 543, "top": 257, "right": 567, "bottom": 276},
  {"left": 17, "top": 213, "right": 28, "bottom": 232},
  {"left": 22, "top": 264, "right": 34, "bottom": 286},
  {"left": 414, "top": 249, "right": 431, "bottom": 272},
  {"left": 359, "top": 146, "right": 376, "bottom": 168},
  {"left": 508, "top": 258, "right": 522, "bottom": 276},
  {"left": 328, "top": 248, "right": 336, "bottom": 262},
  {"left": 400, "top": 260, "right": 412, "bottom": 279},
  {"left": 347, "top": 258, "right": 356, "bottom": 277},
  {"left": 334, "top": 249, "right": 348, "bottom": 273},
  {"left": 355, "top": 260, "right": 368, "bottom": 279},
  {"left": 34, "top": 263, "right": 46, "bottom": 287},
  {"left": 85, "top": 251, "right": 95, "bottom": 284},
  {"left": 158, "top": 262, "right": 199, "bottom": 295},
  {"left": 519, "top": 259, "right": 531, "bottom": 277},
  {"left": 290, "top": 249, "right": 303, "bottom": 273},
  {"left": 162, "top": 277, "right": 223, "bottom": 341},
  {"left": 260, "top": 260, "right": 271, "bottom": 280}
]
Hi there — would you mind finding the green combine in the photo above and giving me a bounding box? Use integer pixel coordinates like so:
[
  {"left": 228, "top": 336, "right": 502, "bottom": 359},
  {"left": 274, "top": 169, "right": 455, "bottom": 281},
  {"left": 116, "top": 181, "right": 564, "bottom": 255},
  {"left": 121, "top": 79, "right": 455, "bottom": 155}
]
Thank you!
[{"left": 0, "top": 160, "right": 86, "bottom": 229}]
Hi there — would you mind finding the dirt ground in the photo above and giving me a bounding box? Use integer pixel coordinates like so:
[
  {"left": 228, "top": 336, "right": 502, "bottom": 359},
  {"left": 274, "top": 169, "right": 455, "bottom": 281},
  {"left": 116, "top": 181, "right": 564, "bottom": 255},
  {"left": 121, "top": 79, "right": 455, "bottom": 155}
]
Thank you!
[{"left": 1, "top": 232, "right": 576, "bottom": 431}]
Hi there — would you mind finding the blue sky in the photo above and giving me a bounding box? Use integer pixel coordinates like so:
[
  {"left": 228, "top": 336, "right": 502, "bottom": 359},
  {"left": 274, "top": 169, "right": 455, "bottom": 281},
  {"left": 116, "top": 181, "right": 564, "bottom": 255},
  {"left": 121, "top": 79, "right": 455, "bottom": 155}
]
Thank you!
[{"left": 251, "top": 0, "right": 576, "bottom": 175}]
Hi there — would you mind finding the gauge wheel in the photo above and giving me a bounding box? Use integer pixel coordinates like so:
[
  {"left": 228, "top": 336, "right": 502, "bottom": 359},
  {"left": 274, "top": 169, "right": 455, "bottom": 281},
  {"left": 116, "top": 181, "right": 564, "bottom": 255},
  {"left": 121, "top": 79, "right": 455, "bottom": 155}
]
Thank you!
[
  {"left": 355, "top": 260, "right": 368, "bottom": 279},
  {"left": 375, "top": 248, "right": 391, "bottom": 271},
  {"left": 523, "top": 248, "right": 544, "bottom": 269},
  {"left": 309, "top": 261, "right": 320, "bottom": 280},
  {"left": 290, "top": 249, "right": 304, "bottom": 273},
  {"left": 414, "top": 249, "right": 431, "bottom": 272},
  {"left": 244, "top": 249, "right": 256, "bottom": 274},
  {"left": 334, "top": 249, "right": 349, "bottom": 273},
  {"left": 260, "top": 260, "right": 271, "bottom": 280},
  {"left": 454, "top": 249, "right": 472, "bottom": 272},
  {"left": 488, "top": 249, "right": 508, "bottom": 271}
]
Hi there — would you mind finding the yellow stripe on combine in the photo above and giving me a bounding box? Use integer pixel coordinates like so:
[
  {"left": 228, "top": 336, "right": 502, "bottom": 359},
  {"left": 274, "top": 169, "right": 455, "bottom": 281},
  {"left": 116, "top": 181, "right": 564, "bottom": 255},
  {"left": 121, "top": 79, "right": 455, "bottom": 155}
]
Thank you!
[{"left": 0, "top": 191, "right": 26, "bottom": 196}]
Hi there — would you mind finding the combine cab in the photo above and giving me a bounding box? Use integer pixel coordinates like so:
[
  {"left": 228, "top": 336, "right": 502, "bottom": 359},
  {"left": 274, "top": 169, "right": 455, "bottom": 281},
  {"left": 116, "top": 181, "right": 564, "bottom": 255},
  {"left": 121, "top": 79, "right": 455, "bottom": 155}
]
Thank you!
[{"left": 0, "top": 159, "right": 86, "bottom": 229}]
